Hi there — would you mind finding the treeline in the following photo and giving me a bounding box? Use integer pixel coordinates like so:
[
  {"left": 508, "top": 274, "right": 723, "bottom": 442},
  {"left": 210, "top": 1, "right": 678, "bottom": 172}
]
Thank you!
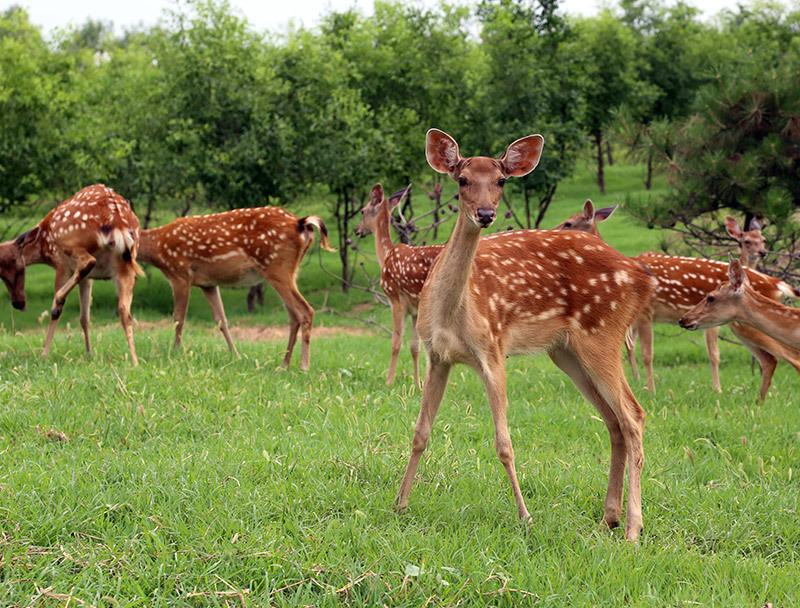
[{"left": 1, "top": 0, "right": 799, "bottom": 281}]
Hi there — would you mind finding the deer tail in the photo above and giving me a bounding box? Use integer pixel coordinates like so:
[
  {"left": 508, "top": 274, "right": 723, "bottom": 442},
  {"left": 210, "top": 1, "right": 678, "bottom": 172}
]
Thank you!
[{"left": 299, "top": 216, "right": 337, "bottom": 252}]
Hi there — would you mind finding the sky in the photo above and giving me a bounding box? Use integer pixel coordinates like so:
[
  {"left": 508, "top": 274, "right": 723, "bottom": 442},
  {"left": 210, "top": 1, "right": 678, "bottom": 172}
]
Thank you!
[{"left": 14, "top": 0, "right": 736, "bottom": 38}]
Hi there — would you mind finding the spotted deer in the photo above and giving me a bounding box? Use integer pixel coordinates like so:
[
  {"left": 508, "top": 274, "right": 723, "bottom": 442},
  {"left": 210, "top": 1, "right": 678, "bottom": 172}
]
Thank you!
[
  {"left": 681, "top": 256, "right": 800, "bottom": 349},
  {"left": 0, "top": 184, "right": 143, "bottom": 364},
  {"left": 395, "top": 129, "right": 655, "bottom": 541},
  {"left": 552, "top": 199, "right": 617, "bottom": 237},
  {"left": 355, "top": 184, "right": 443, "bottom": 389},
  {"left": 632, "top": 252, "right": 800, "bottom": 399},
  {"left": 137, "top": 207, "right": 335, "bottom": 370}
]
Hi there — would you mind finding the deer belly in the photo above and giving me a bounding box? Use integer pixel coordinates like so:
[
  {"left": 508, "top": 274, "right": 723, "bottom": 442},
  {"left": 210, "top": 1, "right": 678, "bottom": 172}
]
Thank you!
[{"left": 193, "top": 264, "right": 263, "bottom": 288}]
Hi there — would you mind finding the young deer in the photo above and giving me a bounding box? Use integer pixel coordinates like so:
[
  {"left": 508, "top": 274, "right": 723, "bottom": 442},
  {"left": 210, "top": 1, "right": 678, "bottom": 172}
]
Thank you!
[
  {"left": 631, "top": 252, "right": 800, "bottom": 399},
  {"left": 726, "top": 216, "right": 767, "bottom": 269},
  {"left": 680, "top": 257, "right": 800, "bottom": 349},
  {"left": 396, "top": 129, "right": 655, "bottom": 541},
  {"left": 355, "top": 184, "right": 443, "bottom": 389},
  {"left": 552, "top": 199, "right": 617, "bottom": 237},
  {"left": 0, "top": 184, "right": 143, "bottom": 364},
  {"left": 137, "top": 207, "right": 335, "bottom": 370}
]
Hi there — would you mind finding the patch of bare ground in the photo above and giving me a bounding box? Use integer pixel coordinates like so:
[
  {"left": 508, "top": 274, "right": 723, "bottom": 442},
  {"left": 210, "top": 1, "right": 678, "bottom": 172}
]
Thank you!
[{"left": 131, "top": 319, "right": 371, "bottom": 342}]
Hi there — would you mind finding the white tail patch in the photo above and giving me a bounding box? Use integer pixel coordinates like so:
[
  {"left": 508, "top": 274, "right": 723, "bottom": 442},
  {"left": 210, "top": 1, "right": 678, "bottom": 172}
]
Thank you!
[
  {"left": 97, "top": 228, "right": 135, "bottom": 254},
  {"left": 777, "top": 281, "right": 799, "bottom": 299}
]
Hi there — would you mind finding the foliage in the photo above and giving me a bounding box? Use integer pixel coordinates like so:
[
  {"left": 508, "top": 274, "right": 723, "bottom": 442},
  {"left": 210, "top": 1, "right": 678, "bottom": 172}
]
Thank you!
[{"left": 626, "top": 51, "right": 800, "bottom": 280}]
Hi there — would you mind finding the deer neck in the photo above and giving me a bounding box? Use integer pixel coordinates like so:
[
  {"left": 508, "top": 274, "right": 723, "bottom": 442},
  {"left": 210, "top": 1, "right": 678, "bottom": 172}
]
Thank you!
[
  {"left": 739, "top": 289, "right": 800, "bottom": 346},
  {"left": 424, "top": 213, "right": 480, "bottom": 318},
  {"left": 373, "top": 204, "right": 396, "bottom": 267}
]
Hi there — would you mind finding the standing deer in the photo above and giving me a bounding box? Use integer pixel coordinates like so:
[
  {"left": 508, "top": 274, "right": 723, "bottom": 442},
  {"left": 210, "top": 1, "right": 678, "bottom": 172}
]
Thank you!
[
  {"left": 396, "top": 129, "right": 655, "bottom": 541},
  {"left": 680, "top": 256, "right": 800, "bottom": 349},
  {"left": 137, "top": 207, "right": 335, "bottom": 370},
  {"left": 552, "top": 199, "right": 617, "bottom": 236},
  {"left": 726, "top": 216, "right": 767, "bottom": 269},
  {"left": 355, "top": 184, "right": 443, "bottom": 389},
  {"left": 0, "top": 184, "right": 143, "bottom": 364}
]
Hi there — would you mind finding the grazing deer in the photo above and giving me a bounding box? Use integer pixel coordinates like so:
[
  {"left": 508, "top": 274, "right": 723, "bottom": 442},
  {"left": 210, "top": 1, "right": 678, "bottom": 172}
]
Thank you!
[
  {"left": 680, "top": 256, "right": 800, "bottom": 349},
  {"left": 726, "top": 216, "right": 767, "bottom": 269},
  {"left": 137, "top": 207, "right": 335, "bottom": 370},
  {"left": 552, "top": 199, "right": 617, "bottom": 237},
  {"left": 0, "top": 184, "right": 143, "bottom": 364},
  {"left": 355, "top": 184, "right": 443, "bottom": 389},
  {"left": 632, "top": 252, "right": 800, "bottom": 399},
  {"left": 395, "top": 129, "right": 655, "bottom": 541}
]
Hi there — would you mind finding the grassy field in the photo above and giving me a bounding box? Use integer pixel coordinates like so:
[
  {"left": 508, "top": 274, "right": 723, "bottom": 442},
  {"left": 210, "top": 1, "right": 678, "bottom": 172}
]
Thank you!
[{"left": 1, "top": 159, "right": 799, "bottom": 606}]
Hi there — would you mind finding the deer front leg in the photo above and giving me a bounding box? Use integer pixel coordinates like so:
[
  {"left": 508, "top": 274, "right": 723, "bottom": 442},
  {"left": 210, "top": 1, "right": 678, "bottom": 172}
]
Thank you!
[
  {"left": 703, "top": 327, "right": 722, "bottom": 393},
  {"left": 637, "top": 317, "right": 656, "bottom": 393},
  {"left": 78, "top": 279, "right": 93, "bottom": 355},
  {"left": 170, "top": 279, "right": 191, "bottom": 349},
  {"left": 395, "top": 356, "right": 452, "bottom": 513},
  {"left": 202, "top": 286, "right": 239, "bottom": 357},
  {"left": 386, "top": 303, "right": 406, "bottom": 386},
  {"left": 478, "top": 356, "right": 530, "bottom": 520}
]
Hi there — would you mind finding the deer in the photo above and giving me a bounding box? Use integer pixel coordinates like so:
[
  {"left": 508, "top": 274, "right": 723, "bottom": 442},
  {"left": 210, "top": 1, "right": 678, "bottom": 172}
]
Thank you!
[
  {"left": 726, "top": 216, "right": 767, "bottom": 269},
  {"left": 680, "top": 256, "right": 800, "bottom": 350},
  {"left": 137, "top": 207, "right": 335, "bottom": 370},
  {"left": 552, "top": 199, "right": 617, "bottom": 237},
  {"left": 631, "top": 251, "right": 800, "bottom": 400},
  {"left": 0, "top": 184, "right": 143, "bottom": 364},
  {"left": 395, "top": 129, "right": 656, "bottom": 542},
  {"left": 354, "top": 184, "right": 443, "bottom": 389}
]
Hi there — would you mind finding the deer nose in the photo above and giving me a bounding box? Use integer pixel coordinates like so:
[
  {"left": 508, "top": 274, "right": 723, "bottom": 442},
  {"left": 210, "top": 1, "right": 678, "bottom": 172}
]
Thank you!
[
  {"left": 678, "top": 317, "right": 694, "bottom": 329},
  {"left": 759, "top": 250, "right": 767, "bottom": 258},
  {"left": 476, "top": 207, "right": 495, "bottom": 227},
  {"left": 12, "top": 300, "right": 25, "bottom": 311}
]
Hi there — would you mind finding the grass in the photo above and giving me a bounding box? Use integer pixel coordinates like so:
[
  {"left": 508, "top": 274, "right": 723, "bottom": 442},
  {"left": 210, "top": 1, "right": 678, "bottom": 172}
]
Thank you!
[{"left": 2, "top": 156, "right": 799, "bottom": 606}]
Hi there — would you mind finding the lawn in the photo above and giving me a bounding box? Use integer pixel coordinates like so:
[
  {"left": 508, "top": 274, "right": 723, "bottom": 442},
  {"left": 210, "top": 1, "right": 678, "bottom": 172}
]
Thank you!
[{"left": 1, "top": 158, "right": 798, "bottom": 606}]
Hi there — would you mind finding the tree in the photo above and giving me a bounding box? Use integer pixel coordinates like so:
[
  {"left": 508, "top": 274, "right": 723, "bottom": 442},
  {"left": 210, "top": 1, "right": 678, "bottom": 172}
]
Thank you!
[
  {"left": 627, "top": 51, "right": 800, "bottom": 280},
  {"left": 476, "top": 0, "right": 584, "bottom": 228}
]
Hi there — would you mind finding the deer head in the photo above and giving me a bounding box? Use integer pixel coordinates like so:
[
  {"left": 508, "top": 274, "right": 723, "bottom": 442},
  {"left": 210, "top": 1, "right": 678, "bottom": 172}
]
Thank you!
[
  {"left": 425, "top": 129, "right": 543, "bottom": 229},
  {"left": 679, "top": 255, "right": 749, "bottom": 331},
  {"left": 553, "top": 200, "right": 617, "bottom": 235},
  {"left": 0, "top": 228, "right": 40, "bottom": 311},
  {"left": 355, "top": 184, "right": 403, "bottom": 238},
  {"left": 725, "top": 216, "right": 766, "bottom": 266}
]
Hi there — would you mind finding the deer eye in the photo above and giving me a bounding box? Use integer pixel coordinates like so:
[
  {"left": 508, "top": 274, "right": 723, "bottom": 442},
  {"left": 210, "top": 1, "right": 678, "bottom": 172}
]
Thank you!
[
  {"left": 707, "top": 295, "right": 715, "bottom": 303},
  {"left": 564, "top": 222, "right": 571, "bottom": 228},
  {"left": 457, "top": 177, "right": 467, "bottom": 187},
  {"left": 498, "top": 178, "right": 506, "bottom": 187}
]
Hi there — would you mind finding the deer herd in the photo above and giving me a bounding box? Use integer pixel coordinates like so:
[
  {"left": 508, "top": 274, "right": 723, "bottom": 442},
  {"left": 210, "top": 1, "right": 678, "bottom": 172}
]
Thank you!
[{"left": 2, "top": 130, "right": 798, "bottom": 542}]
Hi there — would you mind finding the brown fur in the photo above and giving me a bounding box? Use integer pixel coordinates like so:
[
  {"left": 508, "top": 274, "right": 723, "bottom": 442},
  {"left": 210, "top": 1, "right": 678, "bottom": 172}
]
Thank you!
[{"left": 137, "top": 206, "right": 334, "bottom": 370}]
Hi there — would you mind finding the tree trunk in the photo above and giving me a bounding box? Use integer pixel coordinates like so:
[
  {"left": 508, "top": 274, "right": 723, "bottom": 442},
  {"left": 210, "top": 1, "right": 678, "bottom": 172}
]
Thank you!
[
  {"left": 645, "top": 151, "right": 653, "bottom": 191},
  {"left": 335, "top": 191, "right": 351, "bottom": 292},
  {"left": 524, "top": 189, "right": 532, "bottom": 228},
  {"left": 595, "top": 131, "right": 606, "bottom": 195},
  {"left": 606, "top": 140, "right": 614, "bottom": 166},
  {"left": 534, "top": 184, "right": 558, "bottom": 229}
]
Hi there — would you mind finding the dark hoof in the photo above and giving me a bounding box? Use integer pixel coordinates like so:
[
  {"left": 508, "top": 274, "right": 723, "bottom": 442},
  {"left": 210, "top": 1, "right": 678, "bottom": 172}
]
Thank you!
[{"left": 51, "top": 307, "right": 63, "bottom": 320}]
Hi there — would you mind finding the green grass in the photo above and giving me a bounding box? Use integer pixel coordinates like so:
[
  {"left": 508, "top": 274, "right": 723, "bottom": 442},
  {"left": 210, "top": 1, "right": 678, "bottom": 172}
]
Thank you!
[{"left": 2, "top": 157, "right": 799, "bottom": 606}]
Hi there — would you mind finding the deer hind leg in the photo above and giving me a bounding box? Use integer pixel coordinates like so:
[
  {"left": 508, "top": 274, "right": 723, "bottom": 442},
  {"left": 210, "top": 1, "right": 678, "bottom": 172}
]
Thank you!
[
  {"left": 477, "top": 355, "right": 530, "bottom": 520},
  {"left": 386, "top": 303, "right": 407, "bottom": 386},
  {"left": 267, "top": 275, "right": 314, "bottom": 370},
  {"left": 78, "top": 279, "right": 93, "bottom": 355},
  {"left": 201, "top": 286, "right": 239, "bottom": 357},
  {"left": 563, "top": 342, "right": 646, "bottom": 542},
  {"left": 114, "top": 258, "right": 138, "bottom": 366},
  {"left": 170, "top": 279, "right": 191, "bottom": 349},
  {"left": 637, "top": 316, "right": 656, "bottom": 393},
  {"left": 410, "top": 314, "right": 421, "bottom": 391},
  {"left": 704, "top": 327, "right": 722, "bottom": 393},
  {"left": 395, "top": 356, "right": 452, "bottom": 513},
  {"left": 549, "top": 347, "right": 627, "bottom": 531},
  {"left": 626, "top": 325, "right": 640, "bottom": 381}
]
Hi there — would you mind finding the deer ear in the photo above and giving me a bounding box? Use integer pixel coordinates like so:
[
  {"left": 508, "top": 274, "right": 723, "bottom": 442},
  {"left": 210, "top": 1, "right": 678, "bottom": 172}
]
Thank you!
[
  {"left": 15, "top": 226, "right": 40, "bottom": 248},
  {"left": 500, "top": 134, "right": 544, "bottom": 177},
  {"left": 728, "top": 255, "right": 746, "bottom": 293},
  {"left": 725, "top": 216, "right": 743, "bottom": 240},
  {"left": 426, "top": 129, "right": 461, "bottom": 176},
  {"left": 369, "top": 184, "right": 384, "bottom": 207},
  {"left": 582, "top": 200, "right": 595, "bottom": 222},
  {"left": 594, "top": 205, "right": 617, "bottom": 222},
  {"left": 748, "top": 218, "right": 761, "bottom": 232}
]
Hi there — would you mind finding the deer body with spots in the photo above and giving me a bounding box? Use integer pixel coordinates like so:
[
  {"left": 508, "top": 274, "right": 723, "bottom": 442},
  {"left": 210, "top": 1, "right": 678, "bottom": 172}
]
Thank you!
[
  {"left": 681, "top": 257, "right": 800, "bottom": 350},
  {"left": 396, "top": 130, "right": 655, "bottom": 541},
  {"left": 355, "top": 184, "right": 442, "bottom": 389},
  {"left": 137, "top": 207, "right": 334, "bottom": 370},
  {"left": 0, "top": 184, "right": 143, "bottom": 364}
]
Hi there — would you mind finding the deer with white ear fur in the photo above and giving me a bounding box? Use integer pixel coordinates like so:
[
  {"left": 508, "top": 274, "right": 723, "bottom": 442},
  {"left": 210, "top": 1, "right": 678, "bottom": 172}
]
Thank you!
[{"left": 395, "top": 129, "right": 655, "bottom": 541}]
